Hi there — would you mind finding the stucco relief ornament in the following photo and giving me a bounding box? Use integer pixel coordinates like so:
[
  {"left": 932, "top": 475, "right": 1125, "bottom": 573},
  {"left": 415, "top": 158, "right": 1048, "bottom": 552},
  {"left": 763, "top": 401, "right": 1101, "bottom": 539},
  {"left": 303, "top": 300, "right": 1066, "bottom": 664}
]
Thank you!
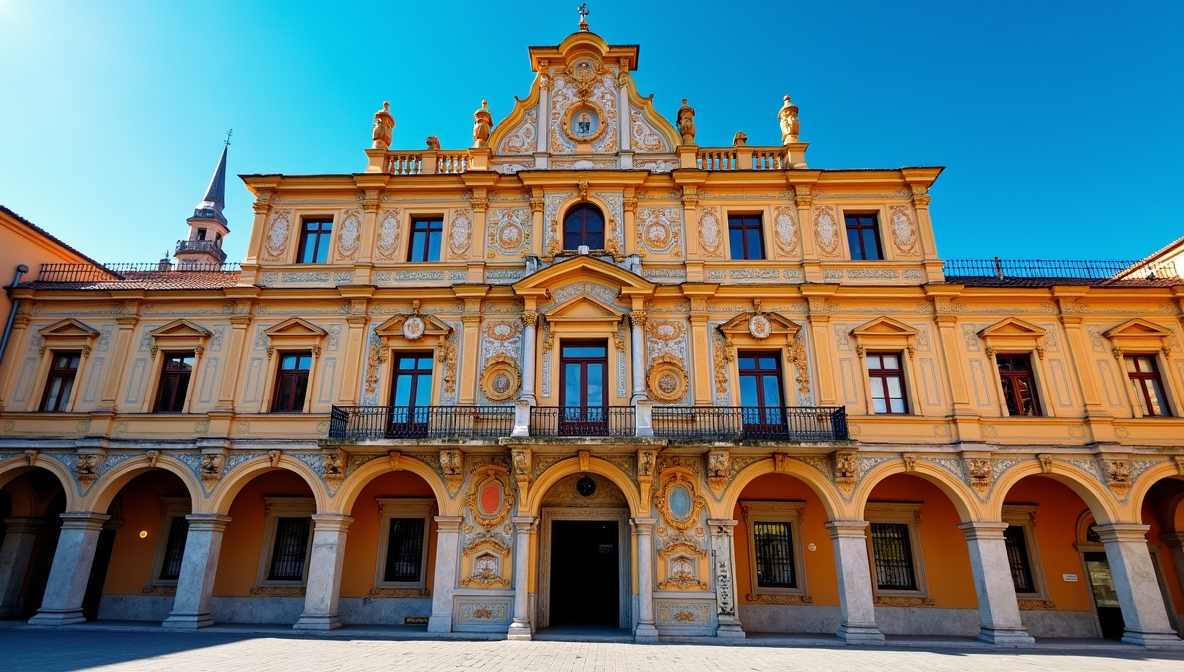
[
  {"left": 778, "top": 95, "right": 800, "bottom": 144},
  {"left": 748, "top": 314, "right": 771, "bottom": 340},
  {"left": 676, "top": 99, "right": 696, "bottom": 144},
  {"left": 889, "top": 205, "right": 918, "bottom": 255},
  {"left": 337, "top": 210, "right": 361, "bottom": 258},
  {"left": 631, "top": 108, "right": 666, "bottom": 151},
  {"left": 813, "top": 205, "right": 840, "bottom": 256},
  {"left": 321, "top": 450, "right": 344, "bottom": 489},
  {"left": 75, "top": 453, "right": 102, "bottom": 490},
  {"left": 376, "top": 209, "right": 402, "bottom": 259},
  {"left": 264, "top": 211, "right": 292, "bottom": 261},
  {"left": 773, "top": 206, "right": 799, "bottom": 256},
  {"left": 472, "top": 100, "right": 493, "bottom": 148},
  {"left": 372, "top": 101, "right": 395, "bottom": 150},
  {"left": 698, "top": 207, "right": 722, "bottom": 256},
  {"left": 449, "top": 209, "right": 473, "bottom": 257},
  {"left": 200, "top": 452, "right": 225, "bottom": 489},
  {"left": 402, "top": 316, "right": 425, "bottom": 341}
]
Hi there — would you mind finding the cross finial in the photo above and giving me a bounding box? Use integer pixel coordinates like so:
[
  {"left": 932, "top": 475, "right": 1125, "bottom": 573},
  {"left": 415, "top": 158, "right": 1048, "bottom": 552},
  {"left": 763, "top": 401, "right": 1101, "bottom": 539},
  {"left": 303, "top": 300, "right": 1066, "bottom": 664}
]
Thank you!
[
  {"left": 578, "top": 3, "right": 589, "bottom": 30},
  {"left": 224, "top": 128, "right": 233, "bottom": 147}
]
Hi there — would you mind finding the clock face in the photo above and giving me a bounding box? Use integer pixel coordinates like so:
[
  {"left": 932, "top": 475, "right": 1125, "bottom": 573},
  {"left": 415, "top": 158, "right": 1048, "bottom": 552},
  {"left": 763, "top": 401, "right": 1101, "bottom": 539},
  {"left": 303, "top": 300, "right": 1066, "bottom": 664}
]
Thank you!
[{"left": 569, "top": 109, "right": 599, "bottom": 140}]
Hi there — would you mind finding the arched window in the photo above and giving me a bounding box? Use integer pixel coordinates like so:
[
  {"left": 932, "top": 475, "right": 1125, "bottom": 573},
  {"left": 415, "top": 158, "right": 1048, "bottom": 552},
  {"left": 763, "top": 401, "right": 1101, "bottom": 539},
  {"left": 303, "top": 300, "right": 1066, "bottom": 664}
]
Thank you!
[{"left": 563, "top": 204, "right": 605, "bottom": 250}]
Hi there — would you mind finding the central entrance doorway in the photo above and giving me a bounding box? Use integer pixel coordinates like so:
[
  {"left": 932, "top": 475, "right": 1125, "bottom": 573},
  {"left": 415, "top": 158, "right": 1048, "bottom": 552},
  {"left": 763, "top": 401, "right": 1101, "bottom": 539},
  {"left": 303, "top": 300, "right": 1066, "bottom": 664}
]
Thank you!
[{"left": 550, "top": 520, "right": 619, "bottom": 626}]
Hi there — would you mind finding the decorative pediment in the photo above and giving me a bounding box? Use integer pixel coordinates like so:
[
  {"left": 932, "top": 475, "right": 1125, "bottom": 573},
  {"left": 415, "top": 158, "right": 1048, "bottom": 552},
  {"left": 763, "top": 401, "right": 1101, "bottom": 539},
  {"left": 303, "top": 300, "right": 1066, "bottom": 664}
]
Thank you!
[
  {"left": 513, "top": 255, "right": 654, "bottom": 301},
  {"left": 850, "top": 316, "right": 919, "bottom": 358},
  {"left": 148, "top": 320, "right": 211, "bottom": 359},
  {"left": 718, "top": 310, "right": 801, "bottom": 348},
  {"left": 374, "top": 302, "right": 453, "bottom": 359},
  {"left": 1103, "top": 318, "right": 1173, "bottom": 356},
  {"left": 978, "top": 317, "right": 1046, "bottom": 358},
  {"left": 263, "top": 317, "right": 327, "bottom": 357},
  {"left": 545, "top": 293, "right": 625, "bottom": 323},
  {"left": 37, "top": 319, "right": 100, "bottom": 358}
]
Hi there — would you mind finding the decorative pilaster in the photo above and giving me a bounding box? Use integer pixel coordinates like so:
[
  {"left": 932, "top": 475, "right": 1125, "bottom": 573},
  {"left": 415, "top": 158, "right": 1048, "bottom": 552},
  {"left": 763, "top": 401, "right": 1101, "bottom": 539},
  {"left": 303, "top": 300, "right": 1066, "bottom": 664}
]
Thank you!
[
  {"left": 507, "top": 516, "right": 538, "bottom": 640},
  {"left": 708, "top": 519, "right": 744, "bottom": 638},
  {"left": 630, "top": 310, "right": 648, "bottom": 404},
  {"left": 957, "top": 521, "right": 1035, "bottom": 645},
  {"left": 1093, "top": 524, "right": 1184, "bottom": 647},
  {"left": 163, "top": 514, "right": 232, "bottom": 629},
  {"left": 294, "top": 514, "right": 353, "bottom": 631},
  {"left": 632, "top": 517, "right": 660, "bottom": 642},
  {"left": 0, "top": 518, "right": 43, "bottom": 618},
  {"left": 28, "top": 512, "right": 110, "bottom": 626},
  {"left": 824, "top": 520, "right": 885, "bottom": 644},
  {"left": 520, "top": 311, "right": 539, "bottom": 405},
  {"left": 427, "top": 516, "right": 463, "bottom": 633}
]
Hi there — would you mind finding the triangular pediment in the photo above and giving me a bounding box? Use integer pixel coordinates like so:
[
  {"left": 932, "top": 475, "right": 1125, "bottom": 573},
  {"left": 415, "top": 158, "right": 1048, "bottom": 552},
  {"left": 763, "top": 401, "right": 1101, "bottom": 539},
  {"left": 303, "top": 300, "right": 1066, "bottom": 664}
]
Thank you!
[
  {"left": 546, "top": 293, "right": 625, "bottom": 321},
  {"left": 375, "top": 312, "right": 453, "bottom": 339},
  {"left": 38, "top": 318, "right": 99, "bottom": 338},
  {"left": 851, "top": 316, "right": 919, "bottom": 338},
  {"left": 513, "top": 255, "right": 654, "bottom": 298},
  {"left": 1103, "top": 318, "right": 1172, "bottom": 340},
  {"left": 264, "top": 317, "right": 328, "bottom": 338},
  {"left": 719, "top": 311, "right": 799, "bottom": 335},
  {"left": 149, "top": 319, "right": 211, "bottom": 339},
  {"left": 978, "top": 317, "right": 1046, "bottom": 339}
]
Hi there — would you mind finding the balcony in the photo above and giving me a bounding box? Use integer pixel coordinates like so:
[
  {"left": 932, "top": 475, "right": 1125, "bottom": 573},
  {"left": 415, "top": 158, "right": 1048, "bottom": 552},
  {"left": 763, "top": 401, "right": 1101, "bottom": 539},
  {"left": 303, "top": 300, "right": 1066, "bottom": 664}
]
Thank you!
[
  {"left": 528, "top": 406, "right": 636, "bottom": 438},
  {"left": 175, "top": 239, "right": 228, "bottom": 263},
  {"left": 652, "top": 406, "right": 849, "bottom": 442},
  {"left": 328, "top": 405, "right": 514, "bottom": 440}
]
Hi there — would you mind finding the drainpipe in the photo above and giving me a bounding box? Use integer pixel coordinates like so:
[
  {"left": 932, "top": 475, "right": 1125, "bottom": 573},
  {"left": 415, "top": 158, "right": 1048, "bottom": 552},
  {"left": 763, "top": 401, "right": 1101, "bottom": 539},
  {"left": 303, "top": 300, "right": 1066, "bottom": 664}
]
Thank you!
[{"left": 0, "top": 264, "right": 30, "bottom": 370}]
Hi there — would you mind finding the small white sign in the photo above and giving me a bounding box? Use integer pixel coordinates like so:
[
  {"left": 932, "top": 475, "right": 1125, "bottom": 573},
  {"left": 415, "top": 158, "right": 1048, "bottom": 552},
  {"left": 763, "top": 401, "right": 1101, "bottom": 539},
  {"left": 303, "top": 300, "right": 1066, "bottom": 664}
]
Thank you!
[{"left": 1063, "top": 573, "right": 1079, "bottom": 582}]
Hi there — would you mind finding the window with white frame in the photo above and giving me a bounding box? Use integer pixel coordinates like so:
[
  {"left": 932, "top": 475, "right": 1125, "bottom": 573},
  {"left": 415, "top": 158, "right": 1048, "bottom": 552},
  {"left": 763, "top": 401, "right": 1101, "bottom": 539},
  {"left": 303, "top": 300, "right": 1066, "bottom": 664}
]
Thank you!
[
  {"left": 149, "top": 497, "right": 191, "bottom": 587},
  {"left": 741, "top": 501, "right": 808, "bottom": 599},
  {"left": 865, "top": 502, "right": 927, "bottom": 599},
  {"left": 256, "top": 497, "right": 315, "bottom": 588},
  {"left": 1001, "top": 504, "right": 1050, "bottom": 603},
  {"left": 374, "top": 498, "right": 434, "bottom": 590}
]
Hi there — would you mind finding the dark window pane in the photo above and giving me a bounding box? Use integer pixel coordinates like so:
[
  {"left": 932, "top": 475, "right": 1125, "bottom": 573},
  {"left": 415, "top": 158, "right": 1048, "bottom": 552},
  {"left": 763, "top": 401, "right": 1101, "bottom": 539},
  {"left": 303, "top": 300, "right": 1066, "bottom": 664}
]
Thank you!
[
  {"left": 40, "top": 351, "right": 81, "bottom": 412},
  {"left": 870, "top": 523, "right": 916, "bottom": 590},
  {"left": 563, "top": 204, "right": 605, "bottom": 249},
  {"left": 754, "top": 522, "right": 795, "bottom": 588},
  {"left": 154, "top": 353, "right": 195, "bottom": 413},
  {"left": 159, "top": 516, "right": 190, "bottom": 581},
  {"left": 1003, "top": 525, "right": 1035, "bottom": 593},
  {"left": 272, "top": 353, "right": 312, "bottom": 412},
  {"left": 268, "top": 517, "right": 311, "bottom": 581},
  {"left": 383, "top": 517, "right": 426, "bottom": 582}
]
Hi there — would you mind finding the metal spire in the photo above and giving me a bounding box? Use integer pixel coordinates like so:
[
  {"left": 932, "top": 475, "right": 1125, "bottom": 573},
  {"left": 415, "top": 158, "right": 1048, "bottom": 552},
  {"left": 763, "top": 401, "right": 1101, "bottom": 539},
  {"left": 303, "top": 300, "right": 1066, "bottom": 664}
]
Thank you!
[{"left": 197, "top": 132, "right": 230, "bottom": 213}]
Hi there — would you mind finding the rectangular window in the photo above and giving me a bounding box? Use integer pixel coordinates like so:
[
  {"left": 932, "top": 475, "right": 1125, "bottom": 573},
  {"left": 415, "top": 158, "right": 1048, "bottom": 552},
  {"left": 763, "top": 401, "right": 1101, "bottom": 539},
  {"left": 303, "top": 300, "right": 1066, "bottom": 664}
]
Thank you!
[
  {"left": 268, "top": 517, "right": 312, "bottom": 581},
  {"left": 1126, "top": 355, "right": 1171, "bottom": 417},
  {"left": 728, "top": 214, "right": 765, "bottom": 260},
  {"left": 1003, "top": 524, "right": 1035, "bottom": 593},
  {"left": 390, "top": 353, "right": 434, "bottom": 432},
  {"left": 272, "top": 352, "right": 312, "bottom": 412},
  {"left": 297, "top": 218, "right": 333, "bottom": 263},
  {"left": 845, "top": 213, "right": 883, "bottom": 260},
  {"left": 383, "top": 517, "right": 427, "bottom": 583},
  {"left": 154, "top": 352, "right": 195, "bottom": 412},
  {"left": 408, "top": 217, "right": 443, "bottom": 262},
  {"left": 753, "top": 522, "right": 796, "bottom": 588},
  {"left": 997, "top": 354, "right": 1042, "bottom": 416},
  {"left": 40, "top": 351, "right": 81, "bottom": 412},
  {"left": 158, "top": 516, "right": 190, "bottom": 581},
  {"left": 870, "top": 522, "right": 917, "bottom": 590},
  {"left": 867, "top": 352, "right": 908, "bottom": 414}
]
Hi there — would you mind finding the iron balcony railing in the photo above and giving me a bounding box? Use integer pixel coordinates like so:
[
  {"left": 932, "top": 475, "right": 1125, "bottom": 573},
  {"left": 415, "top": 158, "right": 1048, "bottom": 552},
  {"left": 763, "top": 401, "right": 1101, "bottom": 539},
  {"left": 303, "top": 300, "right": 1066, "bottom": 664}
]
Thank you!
[
  {"left": 651, "top": 406, "right": 849, "bottom": 442},
  {"left": 529, "top": 406, "right": 636, "bottom": 437},
  {"left": 36, "top": 262, "right": 241, "bottom": 283},
  {"left": 943, "top": 257, "right": 1178, "bottom": 281},
  {"left": 175, "top": 239, "right": 229, "bottom": 263},
  {"left": 328, "top": 405, "right": 514, "bottom": 440}
]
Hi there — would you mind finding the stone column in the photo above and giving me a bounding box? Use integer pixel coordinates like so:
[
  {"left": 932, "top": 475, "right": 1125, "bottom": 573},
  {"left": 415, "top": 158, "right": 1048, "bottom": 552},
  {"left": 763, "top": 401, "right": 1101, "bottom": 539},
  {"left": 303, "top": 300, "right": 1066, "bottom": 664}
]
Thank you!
[
  {"left": 294, "top": 514, "right": 353, "bottom": 631},
  {"left": 630, "top": 311, "right": 648, "bottom": 405},
  {"left": 0, "top": 517, "right": 43, "bottom": 618},
  {"left": 427, "top": 516, "right": 463, "bottom": 633},
  {"left": 1160, "top": 532, "right": 1184, "bottom": 626},
  {"left": 957, "top": 521, "right": 1035, "bottom": 645},
  {"left": 163, "top": 514, "right": 231, "bottom": 629},
  {"left": 824, "top": 520, "right": 885, "bottom": 644},
  {"left": 633, "top": 517, "right": 659, "bottom": 642},
  {"left": 708, "top": 518, "right": 745, "bottom": 638},
  {"left": 28, "top": 512, "right": 109, "bottom": 626},
  {"left": 507, "top": 515, "right": 537, "bottom": 640},
  {"left": 520, "top": 312, "right": 538, "bottom": 406},
  {"left": 1094, "top": 523, "right": 1184, "bottom": 647}
]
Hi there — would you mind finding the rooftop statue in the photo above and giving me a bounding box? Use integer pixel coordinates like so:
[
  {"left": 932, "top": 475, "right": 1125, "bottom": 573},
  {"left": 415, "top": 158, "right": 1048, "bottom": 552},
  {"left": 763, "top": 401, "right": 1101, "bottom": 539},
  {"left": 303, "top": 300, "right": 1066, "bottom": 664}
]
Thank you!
[
  {"left": 473, "top": 100, "right": 493, "bottom": 148},
  {"left": 372, "top": 101, "right": 395, "bottom": 150},
  {"left": 779, "top": 95, "right": 800, "bottom": 144},
  {"left": 677, "top": 99, "right": 696, "bottom": 144}
]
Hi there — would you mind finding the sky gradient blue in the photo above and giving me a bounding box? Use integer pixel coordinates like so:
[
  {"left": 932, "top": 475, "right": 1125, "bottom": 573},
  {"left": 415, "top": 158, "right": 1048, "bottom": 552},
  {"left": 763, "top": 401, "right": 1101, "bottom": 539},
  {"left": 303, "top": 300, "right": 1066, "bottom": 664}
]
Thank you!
[{"left": 1, "top": 1, "right": 1181, "bottom": 266}]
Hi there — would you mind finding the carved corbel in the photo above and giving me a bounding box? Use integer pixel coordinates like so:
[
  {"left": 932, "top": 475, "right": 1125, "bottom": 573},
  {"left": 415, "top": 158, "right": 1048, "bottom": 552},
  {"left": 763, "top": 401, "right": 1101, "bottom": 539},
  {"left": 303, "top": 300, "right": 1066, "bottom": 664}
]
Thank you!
[
  {"left": 706, "top": 449, "right": 729, "bottom": 498},
  {"left": 200, "top": 449, "right": 227, "bottom": 490},
  {"left": 321, "top": 449, "right": 344, "bottom": 490},
  {"left": 1098, "top": 457, "right": 1131, "bottom": 497},
  {"left": 831, "top": 450, "right": 858, "bottom": 494},
  {"left": 1038, "top": 454, "right": 1054, "bottom": 474},
  {"left": 146, "top": 450, "right": 161, "bottom": 468},
  {"left": 637, "top": 448, "right": 657, "bottom": 507},
  {"left": 75, "top": 451, "right": 105, "bottom": 491},
  {"left": 269, "top": 450, "right": 282, "bottom": 467},
  {"left": 440, "top": 449, "right": 464, "bottom": 493},
  {"left": 511, "top": 446, "right": 531, "bottom": 502},
  {"left": 964, "top": 456, "right": 992, "bottom": 495},
  {"left": 23, "top": 449, "right": 38, "bottom": 466},
  {"left": 984, "top": 346, "right": 996, "bottom": 360},
  {"left": 1111, "top": 347, "right": 1124, "bottom": 360}
]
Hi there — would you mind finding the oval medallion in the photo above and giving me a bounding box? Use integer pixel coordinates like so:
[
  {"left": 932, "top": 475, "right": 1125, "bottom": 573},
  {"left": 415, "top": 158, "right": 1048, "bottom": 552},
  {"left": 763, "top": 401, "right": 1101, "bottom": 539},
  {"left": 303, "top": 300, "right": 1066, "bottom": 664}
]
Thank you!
[
  {"left": 478, "top": 481, "right": 503, "bottom": 517},
  {"left": 669, "top": 484, "right": 692, "bottom": 518},
  {"left": 403, "top": 316, "right": 425, "bottom": 341}
]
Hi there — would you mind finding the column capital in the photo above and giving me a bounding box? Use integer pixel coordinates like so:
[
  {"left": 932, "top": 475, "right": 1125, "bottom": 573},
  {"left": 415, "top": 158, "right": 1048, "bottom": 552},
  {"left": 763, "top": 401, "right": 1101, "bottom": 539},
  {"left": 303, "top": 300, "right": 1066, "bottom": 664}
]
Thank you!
[
  {"left": 512, "top": 516, "right": 539, "bottom": 534},
  {"left": 184, "top": 514, "right": 232, "bottom": 532},
  {"left": 957, "top": 520, "right": 1010, "bottom": 540},
  {"left": 1158, "top": 532, "right": 1184, "bottom": 549},
  {"left": 310, "top": 514, "right": 353, "bottom": 533},
  {"left": 1092, "top": 523, "right": 1151, "bottom": 544},
  {"left": 631, "top": 516, "right": 658, "bottom": 532},
  {"left": 825, "top": 519, "right": 869, "bottom": 538},
  {"left": 1, "top": 517, "right": 44, "bottom": 534},
  {"left": 58, "top": 512, "right": 111, "bottom": 531},
  {"left": 707, "top": 518, "right": 738, "bottom": 530},
  {"left": 434, "top": 515, "right": 464, "bottom": 532}
]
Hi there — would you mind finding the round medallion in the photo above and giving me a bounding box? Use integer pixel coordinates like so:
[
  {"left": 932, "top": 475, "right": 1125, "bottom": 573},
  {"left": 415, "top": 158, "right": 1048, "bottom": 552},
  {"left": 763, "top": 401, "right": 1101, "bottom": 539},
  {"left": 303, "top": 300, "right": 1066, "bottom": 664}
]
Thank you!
[
  {"left": 480, "top": 357, "right": 521, "bottom": 402},
  {"left": 478, "top": 481, "right": 503, "bottom": 517},
  {"left": 748, "top": 314, "right": 771, "bottom": 339},
  {"left": 402, "top": 316, "right": 425, "bottom": 341},
  {"left": 647, "top": 356, "right": 688, "bottom": 403},
  {"left": 657, "top": 373, "right": 679, "bottom": 395},
  {"left": 577, "top": 476, "right": 597, "bottom": 497},
  {"left": 668, "top": 484, "right": 692, "bottom": 519},
  {"left": 561, "top": 100, "right": 608, "bottom": 144},
  {"left": 570, "top": 109, "right": 600, "bottom": 140}
]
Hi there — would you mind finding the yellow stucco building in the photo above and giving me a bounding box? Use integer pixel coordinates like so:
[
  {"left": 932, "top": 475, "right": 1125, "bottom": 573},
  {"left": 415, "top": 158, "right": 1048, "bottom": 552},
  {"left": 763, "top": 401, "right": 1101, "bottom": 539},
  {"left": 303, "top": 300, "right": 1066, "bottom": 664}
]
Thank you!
[{"left": 2, "top": 21, "right": 1184, "bottom": 647}]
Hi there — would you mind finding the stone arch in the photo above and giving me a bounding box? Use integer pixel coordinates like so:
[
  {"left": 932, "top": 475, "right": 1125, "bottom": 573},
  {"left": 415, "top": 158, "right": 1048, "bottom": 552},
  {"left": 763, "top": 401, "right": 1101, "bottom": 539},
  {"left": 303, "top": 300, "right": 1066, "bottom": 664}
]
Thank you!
[
  {"left": 854, "top": 460, "right": 982, "bottom": 522},
  {"left": 208, "top": 455, "right": 328, "bottom": 515},
  {"left": 991, "top": 459, "right": 1121, "bottom": 525},
  {"left": 85, "top": 455, "right": 203, "bottom": 514},
  {"left": 0, "top": 455, "right": 79, "bottom": 511},
  {"left": 333, "top": 454, "right": 451, "bottom": 516},
  {"left": 1128, "top": 462, "right": 1184, "bottom": 523},
  {"left": 527, "top": 456, "right": 641, "bottom": 517},
  {"left": 718, "top": 458, "right": 845, "bottom": 520}
]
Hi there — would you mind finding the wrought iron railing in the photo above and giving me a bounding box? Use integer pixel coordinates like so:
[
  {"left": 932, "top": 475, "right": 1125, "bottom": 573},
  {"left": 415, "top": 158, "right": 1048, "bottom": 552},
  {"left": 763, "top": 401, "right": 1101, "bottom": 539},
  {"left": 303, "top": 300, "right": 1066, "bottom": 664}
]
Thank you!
[
  {"left": 651, "top": 406, "right": 849, "bottom": 442},
  {"left": 529, "top": 406, "right": 636, "bottom": 437},
  {"left": 175, "top": 239, "right": 228, "bottom": 263},
  {"left": 943, "top": 257, "right": 1177, "bottom": 281},
  {"left": 36, "top": 262, "right": 240, "bottom": 283},
  {"left": 327, "top": 405, "right": 514, "bottom": 440}
]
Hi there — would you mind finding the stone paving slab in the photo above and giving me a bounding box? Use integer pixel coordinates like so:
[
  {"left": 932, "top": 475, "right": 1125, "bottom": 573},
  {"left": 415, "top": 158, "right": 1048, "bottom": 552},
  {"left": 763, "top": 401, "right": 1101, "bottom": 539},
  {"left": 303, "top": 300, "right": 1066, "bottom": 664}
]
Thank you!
[{"left": 2, "top": 629, "right": 1183, "bottom": 672}]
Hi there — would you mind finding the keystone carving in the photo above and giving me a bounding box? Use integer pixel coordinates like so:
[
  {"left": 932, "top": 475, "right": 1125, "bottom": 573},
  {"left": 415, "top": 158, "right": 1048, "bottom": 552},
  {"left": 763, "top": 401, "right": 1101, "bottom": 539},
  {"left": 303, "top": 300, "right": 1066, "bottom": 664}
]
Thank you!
[
  {"left": 440, "top": 449, "right": 464, "bottom": 493},
  {"left": 773, "top": 453, "right": 791, "bottom": 473},
  {"left": 268, "top": 450, "right": 282, "bottom": 467},
  {"left": 23, "top": 449, "right": 38, "bottom": 466},
  {"left": 1038, "top": 454, "right": 1054, "bottom": 474},
  {"left": 146, "top": 450, "right": 161, "bottom": 468},
  {"left": 965, "top": 457, "right": 992, "bottom": 494},
  {"left": 902, "top": 453, "right": 917, "bottom": 472},
  {"left": 831, "top": 451, "right": 858, "bottom": 494},
  {"left": 1176, "top": 456, "right": 1184, "bottom": 476},
  {"left": 1099, "top": 457, "right": 1131, "bottom": 497},
  {"left": 389, "top": 450, "right": 402, "bottom": 470},
  {"left": 75, "top": 453, "right": 103, "bottom": 490},
  {"left": 707, "top": 450, "right": 730, "bottom": 498},
  {"left": 321, "top": 450, "right": 344, "bottom": 489},
  {"left": 200, "top": 450, "right": 226, "bottom": 489}
]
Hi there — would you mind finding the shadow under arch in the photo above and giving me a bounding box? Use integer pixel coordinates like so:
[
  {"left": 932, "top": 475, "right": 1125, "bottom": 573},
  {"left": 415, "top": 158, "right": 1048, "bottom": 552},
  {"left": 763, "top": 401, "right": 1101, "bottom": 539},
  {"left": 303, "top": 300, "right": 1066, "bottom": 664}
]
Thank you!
[
  {"left": 1128, "top": 462, "right": 1184, "bottom": 524},
  {"left": 991, "top": 460, "right": 1122, "bottom": 525},
  {"left": 85, "top": 455, "right": 203, "bottom": 514},
  {"left": 853, "top": 460, "right": 982, "bottom": 523},
  {"left": 333, "top": 455, "right": 451, "bottom": 516},
  {"left": 527, "top": 456, "right": 641, "bottom": 517},
  {"left": 208, "top": 455, "right": 328, "bottom": 515},
  {"left": 719, "top": 458, "right": 844, "bottom": 521},
  {"left": 0, "top": 455, "right": 79, "bottom": 511}
]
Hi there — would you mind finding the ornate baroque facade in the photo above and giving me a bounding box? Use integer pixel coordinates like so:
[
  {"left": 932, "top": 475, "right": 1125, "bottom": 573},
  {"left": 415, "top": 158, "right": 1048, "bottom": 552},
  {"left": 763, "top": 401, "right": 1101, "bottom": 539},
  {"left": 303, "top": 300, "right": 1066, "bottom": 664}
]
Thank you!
[{"left": 1, "top": 21, "right": 1184, "bottom": 647}]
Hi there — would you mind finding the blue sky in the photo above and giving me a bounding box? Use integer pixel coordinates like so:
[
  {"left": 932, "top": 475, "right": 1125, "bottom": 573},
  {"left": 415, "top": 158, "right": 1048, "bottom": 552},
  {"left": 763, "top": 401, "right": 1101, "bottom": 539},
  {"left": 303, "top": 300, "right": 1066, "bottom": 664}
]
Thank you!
[{"left": 1, "top": 1, "right": 1181, "bottom": 265}]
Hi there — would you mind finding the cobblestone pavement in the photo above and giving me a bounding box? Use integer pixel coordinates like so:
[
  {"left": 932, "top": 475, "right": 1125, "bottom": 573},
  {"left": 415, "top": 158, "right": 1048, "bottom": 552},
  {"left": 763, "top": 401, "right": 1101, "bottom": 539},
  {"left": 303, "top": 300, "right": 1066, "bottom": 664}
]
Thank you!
[{"left": 3, "top": 629, "right": 1183, "bottom": 672}]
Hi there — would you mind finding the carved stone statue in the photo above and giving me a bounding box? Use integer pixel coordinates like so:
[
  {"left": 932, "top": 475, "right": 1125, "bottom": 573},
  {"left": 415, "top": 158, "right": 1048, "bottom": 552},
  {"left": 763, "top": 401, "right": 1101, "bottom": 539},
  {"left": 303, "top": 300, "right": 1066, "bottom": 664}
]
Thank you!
[
  {"left": 472, "top": 100, "right": 493, "bottom": 148},
  {"left": 732, "top": 131, "right": 747, "bottom": 147},
  {"left": 426, "top": 135, "right": 441, "bottom": 150},
  {"left": 676, "top": 99, "right": 696, "bottom": 144},
  {"left": 372, "top": 101, "right": 395, "bottom": 150},
  {"left": 778, "top": 95, "right": 800, "bottom": 144}
]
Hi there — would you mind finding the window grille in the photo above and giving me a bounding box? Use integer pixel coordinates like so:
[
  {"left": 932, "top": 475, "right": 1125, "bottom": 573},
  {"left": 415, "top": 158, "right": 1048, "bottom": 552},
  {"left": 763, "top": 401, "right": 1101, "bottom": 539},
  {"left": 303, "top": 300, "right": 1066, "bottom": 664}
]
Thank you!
[
  {"left": 158, "top": 516, "right": 190, "bottom": 581},
  {"left": 268, "top": 517, "right": 311, "bottom": 581},
  {"left": 383, "top": 517, "right": 426, "bottom": 583},
  {"left": 870, "top": 522, "right": 917, "bottom": 590},
  {"left": 753, "top": 522, "right": 796, "bottom": 588},
  {"left": 1003, "top": 525, "right": 1035, "bottom": 593}
]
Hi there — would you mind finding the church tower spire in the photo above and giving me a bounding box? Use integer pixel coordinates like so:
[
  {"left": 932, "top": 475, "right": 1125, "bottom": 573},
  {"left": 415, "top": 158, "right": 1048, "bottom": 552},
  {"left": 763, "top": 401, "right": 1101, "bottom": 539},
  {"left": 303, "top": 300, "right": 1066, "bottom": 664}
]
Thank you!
[{"left": 175, "top": 134, "right": 231, "bottom": 267}]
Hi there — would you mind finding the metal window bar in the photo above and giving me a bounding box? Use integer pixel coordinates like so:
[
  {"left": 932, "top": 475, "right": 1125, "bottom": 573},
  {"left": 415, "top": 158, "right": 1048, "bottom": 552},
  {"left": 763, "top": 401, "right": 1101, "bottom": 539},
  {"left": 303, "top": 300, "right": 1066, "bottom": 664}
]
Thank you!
[
  {"left": 754, "top": 522, "right": 796, "bottom": 588},
  {"left": 158, "top": 516, "right": 190, "bottom": 581},
  {"left": 327, "top": 405, "right": 514, "bottom": 440},
  {"left": 942, "top": 258, "right": 1178, "bottom": 281},
  {"left": 383, "top": 517, "right": 426, "bottom": 583},
  {"left": 268, "top": 517, "right": 310, "bottom": 581},
  {"left": 870, "top": 523, "right": 917, "bottom": 590},
  {"left": 651, "top": 406, "right": 848, "bottom": 442},
  {"left": 1003, "top": 525, "right": 1035, "bottom": 593},
  {"left": 528, "top": 406, "right": 635, "bottom": 437}
]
